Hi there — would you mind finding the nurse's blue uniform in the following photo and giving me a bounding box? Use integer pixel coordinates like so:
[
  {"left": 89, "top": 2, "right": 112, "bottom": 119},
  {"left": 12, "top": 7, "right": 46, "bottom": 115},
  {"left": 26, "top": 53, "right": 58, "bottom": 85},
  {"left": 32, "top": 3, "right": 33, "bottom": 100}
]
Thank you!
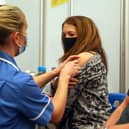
[{"left": 0, "top": 51, "right": 53, "bottom": 129}]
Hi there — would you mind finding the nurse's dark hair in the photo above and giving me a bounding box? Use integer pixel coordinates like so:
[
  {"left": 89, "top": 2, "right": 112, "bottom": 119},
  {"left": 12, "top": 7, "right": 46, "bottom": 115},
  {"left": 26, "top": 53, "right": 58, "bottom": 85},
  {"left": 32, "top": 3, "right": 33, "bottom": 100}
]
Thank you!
[
  {"left": 0, "top": 5, "right": 26, "bottom": 44},
  {"left": 60, "top": 16, "right": 108, "bottom": 72}
]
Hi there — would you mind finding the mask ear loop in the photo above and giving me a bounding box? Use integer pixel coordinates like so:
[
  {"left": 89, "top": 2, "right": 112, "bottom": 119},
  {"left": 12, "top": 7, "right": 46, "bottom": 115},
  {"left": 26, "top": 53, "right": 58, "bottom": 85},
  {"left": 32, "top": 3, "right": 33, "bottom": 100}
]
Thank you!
[
  {"left": 17, "top": 32, "right": 27, "bottom": 48},
  {"left": 20, "top": 33, "right": 28, "bottom": 45}
]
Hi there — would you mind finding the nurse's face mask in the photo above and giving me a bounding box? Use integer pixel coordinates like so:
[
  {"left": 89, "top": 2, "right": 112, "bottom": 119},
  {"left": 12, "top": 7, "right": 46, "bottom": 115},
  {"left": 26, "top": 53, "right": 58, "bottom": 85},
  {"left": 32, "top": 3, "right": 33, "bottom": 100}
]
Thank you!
[{"left": 17, "top": 33, "right": 27, "bottom": 55}]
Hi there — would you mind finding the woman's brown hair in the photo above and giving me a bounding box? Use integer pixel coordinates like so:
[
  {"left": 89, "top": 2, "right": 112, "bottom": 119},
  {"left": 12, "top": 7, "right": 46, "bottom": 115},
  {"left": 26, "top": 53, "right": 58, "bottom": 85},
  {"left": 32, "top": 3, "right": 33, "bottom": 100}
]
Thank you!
[{"left": 60, "top": 16, "right": 108, "bottom": 72}]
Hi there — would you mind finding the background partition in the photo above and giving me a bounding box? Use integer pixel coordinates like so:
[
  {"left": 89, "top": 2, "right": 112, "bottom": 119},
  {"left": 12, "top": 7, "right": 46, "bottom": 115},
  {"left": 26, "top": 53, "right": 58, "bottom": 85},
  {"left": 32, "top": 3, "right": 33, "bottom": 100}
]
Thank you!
[
  {"left": 43, "top": 0, "right": 123, "bottom": 92},
  {"left": 69, "top": 0, "right": 122, "bottom": 92},
  {"left": 125, "top": 0, "right": 129, "bottom": 92},
  {"left": 4, "top": 0, "right": 129, "bottom": 92}
]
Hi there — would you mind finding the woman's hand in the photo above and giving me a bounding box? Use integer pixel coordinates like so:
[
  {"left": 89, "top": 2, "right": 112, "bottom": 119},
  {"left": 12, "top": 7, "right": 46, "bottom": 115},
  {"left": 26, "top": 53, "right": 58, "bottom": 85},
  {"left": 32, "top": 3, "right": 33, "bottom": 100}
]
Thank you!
[
  {"left": 52, "top": 77, "right": 79, "bottom": 88},
  {"left": 68, "top": 77, "right": 78, "bottom": 88},
  {"left": 51, "top": 76, "right": 78, "bottom": 96}
]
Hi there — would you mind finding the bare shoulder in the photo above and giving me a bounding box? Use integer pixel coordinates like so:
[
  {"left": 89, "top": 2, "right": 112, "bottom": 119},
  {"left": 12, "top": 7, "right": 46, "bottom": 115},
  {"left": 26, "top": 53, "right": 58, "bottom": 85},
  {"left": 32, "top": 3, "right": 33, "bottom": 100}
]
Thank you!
[{"left": 78, "top": 52, "right": 95, "bottom": 67}]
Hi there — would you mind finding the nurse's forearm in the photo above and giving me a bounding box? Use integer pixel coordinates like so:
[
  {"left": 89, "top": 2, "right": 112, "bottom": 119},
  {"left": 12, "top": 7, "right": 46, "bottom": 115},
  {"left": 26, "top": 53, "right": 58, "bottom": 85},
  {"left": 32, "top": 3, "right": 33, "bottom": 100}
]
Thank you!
[
  {"left": 34, "top": 55, "right": 79, "bottom": 88},
  {"left": 33, "top": 68, "right": 59, "bottom": 87},
  {"left": 50, "top": 73, "right": 70, "bottom": 123}
]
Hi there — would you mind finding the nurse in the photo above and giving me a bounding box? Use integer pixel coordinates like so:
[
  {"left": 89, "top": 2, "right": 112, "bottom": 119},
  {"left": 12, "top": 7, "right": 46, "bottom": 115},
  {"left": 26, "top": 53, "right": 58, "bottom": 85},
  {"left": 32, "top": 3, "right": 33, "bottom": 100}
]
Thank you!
[{"left": 0, "top": 5, "right": 80, "bottom": 129}]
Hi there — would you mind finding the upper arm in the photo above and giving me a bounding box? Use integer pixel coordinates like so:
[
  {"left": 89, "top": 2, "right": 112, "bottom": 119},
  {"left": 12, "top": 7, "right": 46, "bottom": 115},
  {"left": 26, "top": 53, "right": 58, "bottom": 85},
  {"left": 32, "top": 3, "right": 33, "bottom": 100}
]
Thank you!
[
  {"left": 16, "top": 73, "right": 54, "bottom": 125},
  {"left": 78, "top": 52, "right": 94, "bottom": 67}
]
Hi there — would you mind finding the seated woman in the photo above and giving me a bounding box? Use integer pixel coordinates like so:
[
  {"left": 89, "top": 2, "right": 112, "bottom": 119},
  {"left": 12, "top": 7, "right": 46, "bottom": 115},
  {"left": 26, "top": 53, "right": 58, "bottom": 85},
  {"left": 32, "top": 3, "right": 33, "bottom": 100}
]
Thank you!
[{"left": 52, "top": 16, "right": 111, "bottom": 129}]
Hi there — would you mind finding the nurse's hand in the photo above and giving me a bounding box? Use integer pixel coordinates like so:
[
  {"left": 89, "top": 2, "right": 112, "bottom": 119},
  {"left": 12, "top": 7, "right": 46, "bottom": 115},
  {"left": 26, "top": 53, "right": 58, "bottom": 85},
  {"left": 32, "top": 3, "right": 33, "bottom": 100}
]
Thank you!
[
  {"left": 53, "top": 55, "right": 79, "bottom": 75},
  {"left": 60, "top": 59, "right": 80, "bottom": 78}
]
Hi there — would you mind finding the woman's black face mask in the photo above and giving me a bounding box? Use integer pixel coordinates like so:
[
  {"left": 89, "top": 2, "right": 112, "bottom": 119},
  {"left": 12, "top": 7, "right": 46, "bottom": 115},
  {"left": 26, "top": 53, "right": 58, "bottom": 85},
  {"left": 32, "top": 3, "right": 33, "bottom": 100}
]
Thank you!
[{"left": 63, "top": 37, "right": 77, "bottom": 52}]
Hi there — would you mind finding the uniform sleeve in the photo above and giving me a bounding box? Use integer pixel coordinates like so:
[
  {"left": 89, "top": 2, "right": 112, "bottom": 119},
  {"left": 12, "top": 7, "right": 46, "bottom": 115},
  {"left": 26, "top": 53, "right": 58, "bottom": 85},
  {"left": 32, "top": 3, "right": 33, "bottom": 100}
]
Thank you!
[{"left": 16, "top": 74, "right": 54, "bottom": 126}]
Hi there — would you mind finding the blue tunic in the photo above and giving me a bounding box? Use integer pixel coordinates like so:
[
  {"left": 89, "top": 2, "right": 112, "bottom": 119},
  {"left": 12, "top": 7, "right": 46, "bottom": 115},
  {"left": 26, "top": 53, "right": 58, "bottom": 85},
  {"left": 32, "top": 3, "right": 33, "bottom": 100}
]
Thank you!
[{"left": 0, "top": 51, "right": 53, "bottom": 129}]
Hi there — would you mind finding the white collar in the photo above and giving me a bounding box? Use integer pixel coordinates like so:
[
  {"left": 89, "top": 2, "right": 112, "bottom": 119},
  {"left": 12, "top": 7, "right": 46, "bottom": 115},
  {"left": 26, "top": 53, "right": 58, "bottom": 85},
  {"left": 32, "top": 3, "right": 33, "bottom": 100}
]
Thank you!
[{"left": 0, "top": 57, "right": 19, "bottom": 71}]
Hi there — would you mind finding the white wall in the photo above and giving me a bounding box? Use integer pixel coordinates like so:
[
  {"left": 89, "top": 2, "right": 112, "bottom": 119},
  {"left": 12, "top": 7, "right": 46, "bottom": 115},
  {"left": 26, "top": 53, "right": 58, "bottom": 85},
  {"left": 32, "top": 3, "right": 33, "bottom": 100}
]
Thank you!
[
  {"left": 71, "top": 0, "right": 121, "bottom": 92},
  {"left": 4, "top": 0, "right": 128, "bottom": 92},
  {"left": 44, "top": 0, "right": 121, "bottom": 92},
  {"left": 6, "top": 0, "right": 41, "bottom": 72},
  {"left": 43, "top": 1, "right": 69, "bottom": 69}
]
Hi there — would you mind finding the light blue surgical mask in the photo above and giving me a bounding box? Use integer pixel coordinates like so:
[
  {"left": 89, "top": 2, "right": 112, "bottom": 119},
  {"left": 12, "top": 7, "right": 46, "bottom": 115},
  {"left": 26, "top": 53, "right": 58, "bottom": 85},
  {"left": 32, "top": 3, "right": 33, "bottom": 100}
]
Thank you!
[
  {"left": 19, "top": 44, "right": 27, "bottom": 54},
  {"left": 19, "top": 37, "right": 27, "bottom": 55}
]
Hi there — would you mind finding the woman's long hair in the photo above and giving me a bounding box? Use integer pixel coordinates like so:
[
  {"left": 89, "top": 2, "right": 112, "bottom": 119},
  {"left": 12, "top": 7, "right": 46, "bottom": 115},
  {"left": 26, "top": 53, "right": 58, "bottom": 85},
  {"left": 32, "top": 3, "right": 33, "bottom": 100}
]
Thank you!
[{"left": 60, "top": 16, "right": 108, "bottom": 72}]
